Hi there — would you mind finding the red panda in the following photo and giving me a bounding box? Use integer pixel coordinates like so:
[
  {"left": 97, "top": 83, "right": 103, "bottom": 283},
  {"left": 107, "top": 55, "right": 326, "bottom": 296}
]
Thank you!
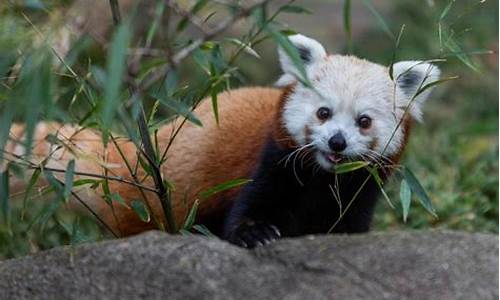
[{"left": 7, "top": 34, "right": 440, "bottom": 248}]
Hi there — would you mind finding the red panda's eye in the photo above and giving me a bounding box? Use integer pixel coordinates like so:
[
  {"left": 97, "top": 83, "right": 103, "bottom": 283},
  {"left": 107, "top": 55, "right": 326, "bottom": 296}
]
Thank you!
[
  {"left": 358, "top": 115, "right": 372, "bottom": 129},
  {"left": 316, "top": 107, "right": 331, "bottom": 120}
]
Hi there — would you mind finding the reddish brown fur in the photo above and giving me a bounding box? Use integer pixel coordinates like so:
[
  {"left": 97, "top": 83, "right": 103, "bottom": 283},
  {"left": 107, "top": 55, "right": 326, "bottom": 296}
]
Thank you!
[
  {"left": 7, "top": 87, "right": 284, "bottom": 236},
  {"left": 160, "top": 87, "right": 285, "bottom": 229},
  {"left": 8, "top": 86, "right": 408, "bottom": 236}
]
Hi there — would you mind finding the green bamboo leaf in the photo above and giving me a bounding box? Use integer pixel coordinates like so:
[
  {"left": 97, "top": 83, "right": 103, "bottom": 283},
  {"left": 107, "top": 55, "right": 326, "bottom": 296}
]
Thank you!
[
  {"left": 414, "top": 76, "right": 459, "bottom": 98},
  {"left": 193, "top": 48, "right": 210, "bottom": 74},
  {"left": 101, "top": 22, "right": 132, "bottom": 144},
  {"left": 192, "top": 224, "right": 215, "bottom": 237},
  {"left": 0, "top": 169, "right": 9, "bottom": 226},
  {"left": 389, "top": 24, "right": 406, "bottom": 81},
  {"left": 131, "top": 200, "right": 150, "bottom": 222},
  {"left": 146, "top": 0, "right": 166, "bottom": 46},
  {"left": 22, "top": 168, "right": 41, "bottom": 219},
  {"left": 25, "top": 55, "right": 53, "bottom": 156},
  {"left": 73, "top": 179, "right": 100, "bottom": 187},
  {"left": 64, "top": 160, "right": 75, "bottom": 201},
  {"left": 138, "top": 155, "right": 154, "bottom": 176},
  {"left": 44, "top": 170, "right": 65, "bottom": 198},
  {"left": 91, "top": 66, "right": 108, "bottom": 88},
  {"left": 225, "top": 38, "right": 261, "bottom": 59},
  {"left": 148, "top": 100, "right": 161, "bottom": 124},
  {"left": 200, "top": 178, "right": 252, "bottom": 199},
  {"left": 28, "top": 171, "right": 65, "bottom": 230},
  {"left": 279, "top": 4, "right": 312, "bottom": 14},
  {"left": 368, "top": 167, "right": 394, "bottom": 209},
  {"left": 361, "top": 0, "right": 395, "bottom": 41},
  {"left": 110, "top": 193, "right": 129, "bottom": 208},
  {"left": 176, "top": 0, "right": 208, "bottom": 32},
  {"left": 211, "top": 90, "right": 219, "bottom": 125},
  {"left": 183, "top": 199, "right": 200, "bottom": 230},
  {"left": 179, "top": 229, "right": 193, "bottom": 235},
  {"left": 439, "top": 0, "right": 456, "bottom": 21},
  {"left": 0, "top": 103, "right": 14, "bottom": 162},
  {"left": 164, "top": 70, "right": 178, "bottom": 97},
  {"left": 334, "top": 161, "right": 370, "bottom": 174},
  {"left": 266, "top": 26, "right": 311, "bottom": 87},
  {"left": 158, "top": 97, "right": 202, "bottom": 127},
  {"left": 7, "top": 162, "right": 24, "bottom": 179},
  {"left": 343, "top": 0, "right": 352, "bottom": 53},
  {"left": 444, "top": 34, "right": 480, "bottom": 72},
  {"left": 29, "top": 197, "right": 62, "bottom": 230},
  {"left": 399, "top": 179, "right": 411, "bottom": 222},
  {"left": 402, "top": 167, "right": 437, "bottom": 218}
]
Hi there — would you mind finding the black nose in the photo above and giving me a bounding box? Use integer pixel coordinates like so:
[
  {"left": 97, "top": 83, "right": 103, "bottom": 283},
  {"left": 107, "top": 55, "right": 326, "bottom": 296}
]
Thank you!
[{"left": 328, "top": 133, "right": 347, "bottom": 152}]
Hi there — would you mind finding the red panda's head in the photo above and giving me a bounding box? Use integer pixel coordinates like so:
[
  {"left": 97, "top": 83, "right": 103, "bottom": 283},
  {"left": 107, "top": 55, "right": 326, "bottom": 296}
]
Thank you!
[{"left": 276, "top": 34, "right": 441, "bottom": 171}]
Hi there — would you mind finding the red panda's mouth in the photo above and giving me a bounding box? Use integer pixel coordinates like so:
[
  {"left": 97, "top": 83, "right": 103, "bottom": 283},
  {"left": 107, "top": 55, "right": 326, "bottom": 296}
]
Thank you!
[{"left": 321, "top": 151, "right": 344, "bottom": 164}]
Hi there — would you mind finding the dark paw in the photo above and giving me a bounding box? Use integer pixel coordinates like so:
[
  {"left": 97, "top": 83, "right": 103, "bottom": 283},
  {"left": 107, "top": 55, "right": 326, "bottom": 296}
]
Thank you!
[{"left": 228, "top": 221, "right": 281, "bottom": 249}]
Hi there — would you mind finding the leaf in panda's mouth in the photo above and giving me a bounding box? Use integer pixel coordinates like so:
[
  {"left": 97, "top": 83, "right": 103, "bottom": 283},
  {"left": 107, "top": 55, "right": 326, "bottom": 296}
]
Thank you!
[{"left": 334, "top": 161, "right": 370, "bottom": 174}]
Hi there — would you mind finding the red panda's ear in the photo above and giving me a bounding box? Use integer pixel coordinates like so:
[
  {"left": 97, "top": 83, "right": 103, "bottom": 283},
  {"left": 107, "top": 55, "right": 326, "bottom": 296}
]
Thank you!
[
  {"left": 276, "top": 34, "right": 327, "bottom": 87},
  {"left": 393, "top": 61, "right": 441, "bottom": 121}
]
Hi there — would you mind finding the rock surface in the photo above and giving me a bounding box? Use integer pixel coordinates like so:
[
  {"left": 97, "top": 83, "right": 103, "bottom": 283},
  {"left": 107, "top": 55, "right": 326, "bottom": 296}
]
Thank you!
[{"left": 0, "top": 230, "right": 497, "bottom": 300}]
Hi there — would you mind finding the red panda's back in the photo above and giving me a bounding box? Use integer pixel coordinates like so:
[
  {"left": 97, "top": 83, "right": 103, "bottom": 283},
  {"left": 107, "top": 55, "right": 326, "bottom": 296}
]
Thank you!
[{"left": 160, "top": 87, "right": 284, "bottom": 227}]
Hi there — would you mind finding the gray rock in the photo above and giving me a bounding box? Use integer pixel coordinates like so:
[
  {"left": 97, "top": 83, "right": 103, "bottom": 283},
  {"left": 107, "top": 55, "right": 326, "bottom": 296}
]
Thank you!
[{"left": 0, "top": 231, "right": 497, "bottom": 300}]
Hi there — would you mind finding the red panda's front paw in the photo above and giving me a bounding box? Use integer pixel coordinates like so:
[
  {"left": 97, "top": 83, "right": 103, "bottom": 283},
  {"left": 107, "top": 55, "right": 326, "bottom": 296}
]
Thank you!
[{"left": 227, "top": 221, "right": 281, "bottom": 249}]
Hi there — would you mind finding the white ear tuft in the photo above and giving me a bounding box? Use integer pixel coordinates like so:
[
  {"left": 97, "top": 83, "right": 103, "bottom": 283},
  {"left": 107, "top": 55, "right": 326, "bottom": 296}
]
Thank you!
[
  {"left": 276, "top": 34, "right": 327, "bottom": 86},
  {"left": 393, "top": 60, "right": 441, "bottom": 121}
]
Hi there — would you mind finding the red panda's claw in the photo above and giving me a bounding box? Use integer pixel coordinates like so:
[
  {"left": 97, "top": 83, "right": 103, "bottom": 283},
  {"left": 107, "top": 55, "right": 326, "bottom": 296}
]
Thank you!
[{"left": 228, "top": 221, "right": 281, "bottom": 249}]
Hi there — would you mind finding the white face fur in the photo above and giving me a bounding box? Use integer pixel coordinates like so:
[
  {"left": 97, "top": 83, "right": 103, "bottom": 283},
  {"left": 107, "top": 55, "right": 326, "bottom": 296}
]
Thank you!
[{"left": 276, "top": 34, "right": 441, "bottom": 171}]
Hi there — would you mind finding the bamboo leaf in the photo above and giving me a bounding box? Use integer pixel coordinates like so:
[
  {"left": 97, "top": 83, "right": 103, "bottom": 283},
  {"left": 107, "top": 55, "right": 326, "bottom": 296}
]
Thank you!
[
  {"left": 157, "top": 97, "right": 203, "bottom": 127},
  {"left": 192, "top": 224, "right": 215, "bottom": 237},
  {"left": 361, "top": 0, "right": 395, "bottom": 41},
  {"left": 22, "top": 168, "right": 41, "bottom": 219},
  {"left": 0, "top": 169, "right": 9, "bottom": 226},
  {"left": 138, "top": 154, "right": 154, "bottom": 176},
  {"left": 399, "top": 179, "right": 411, "bottom": 222},
  {"left": 389, "top": 24, "right": 406, "bottom": 81},
  {"left": 444, "top": 34, "right": 480, "bottom": 72},
  {"left": 439, "top": 0, "right": 456, "bottom": 21},
  {"left": 368, "top": 167, "right": 394, "bottom": 209},
  {"left": 29, "top": 196, "right": 62, "bottom": 230},
  {"left": 146, "top": 0, "right": 166, "bottom": 46},
  {"left": 29, "top": 171, "right": 65, "bottom": 230},
  {"left": 182, "top": 199, "right": 199, "bottom": 230},
  {"left": 200, "top": 178, "right": 252, "bottom": 199},
  {"left": 176, "top": 0, "right": 208, "bottom": 32},
  {"left": 266, "top": 26, "right": 311, "bottom": 87},
  {"left": 414, "top": 76, "right": 459, "bottom": 98},
  {"left": 131, "top": 200, "right": 151, "bottom": 222},
  {"left": 64, "top": 160, "right": 75, "bottom": 201},
  {"left": 110, "top": 193, "right": 129, "bottom": 208},
  {"left": 343, "top": 0, "right": 352, "bottom": 53},
  {"left": 225, "top": 38, "right": 261, "bottom": 59},
  {"left": 44, "top": 171, "right": 65, "bottom": 198},
  {"left": 334, "top": 161, "right": 370, "bottom": 174},
  {"left": 402, "top": 167, "right": 437, "bottom": 218},
  {"left": 101, "top": 22, "right": 132, "bottom": 144},
  {"left": 73, "top": 179, "right": 100, "bottom": 187},
  {"left": 211, "top": 90, "right": 219, "bottom": 125},
  {"left": 0, "top": 103, "right": 14, "bottom": 162},
  {"left": 279, "top": 4, "right": 312, "bottom": 14}
]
